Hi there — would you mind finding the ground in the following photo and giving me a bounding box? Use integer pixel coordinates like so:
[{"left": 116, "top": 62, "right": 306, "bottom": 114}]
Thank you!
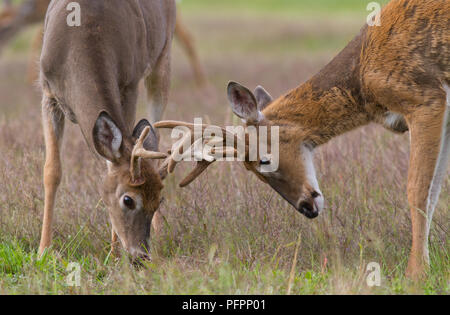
[{"left": 0, "top": 0, "right": 448, "bottom": 294}]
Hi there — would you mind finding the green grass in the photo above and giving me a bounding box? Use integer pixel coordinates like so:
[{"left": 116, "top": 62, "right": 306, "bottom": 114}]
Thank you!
[{"left": 0, "top": 233, "right": 447, "bottom": 294}]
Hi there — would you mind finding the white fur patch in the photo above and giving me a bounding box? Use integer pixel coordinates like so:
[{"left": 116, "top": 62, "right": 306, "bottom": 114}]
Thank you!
[
  {"left": 241, "top": 111, "right": 264, "bottom": 124},
  {"left": 106, "top": 161, "right": 114, "bottom": 173},
  {"left": 110, "top": 127, "right": 122, "bottom": 159},
  {"left": 384, "top": 112, "right": 404, "bottom": 129},
  {"left": 446, "top": 83, "right": 450, "bottom": 106},
  {"left": 426, "top": 84, "right": 450, "bottom": 234},
  {"left": 97, "top": 115, "right": 122, "bottom": 159},
  {"left": 301, "top": 145, "right": 324, "bottom": 212}
]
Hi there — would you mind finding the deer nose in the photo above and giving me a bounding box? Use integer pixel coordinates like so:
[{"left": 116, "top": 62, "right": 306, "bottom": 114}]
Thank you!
[
  {"left": 131, "top": 253, "right": 151, "bottom": 267},
  {"left": 139, "top": 253, "right": 151, "bottom": 261},
  {"left": 298, "top": 201, "right": 319, "bottom": 219},
  {"left": 129, "top": 245, "right": 151, "bottom": 260}
]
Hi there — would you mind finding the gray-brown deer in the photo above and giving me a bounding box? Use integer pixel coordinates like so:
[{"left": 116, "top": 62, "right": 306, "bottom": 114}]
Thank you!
[
  {"left": 156, "top": 0, "right": 449, "bottom": 279},
  {"left": 39, "top": 0, "right": 176, "bottom": 260}
]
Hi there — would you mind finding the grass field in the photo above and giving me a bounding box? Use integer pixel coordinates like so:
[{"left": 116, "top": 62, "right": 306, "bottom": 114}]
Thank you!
[{"left": 0, "top": 0, "right": 448, "bottom": 294}]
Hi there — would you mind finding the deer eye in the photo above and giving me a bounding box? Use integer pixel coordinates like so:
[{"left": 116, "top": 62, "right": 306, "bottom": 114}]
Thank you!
[
  {"left": 122, "top": 195, "right": 136, "bottom": 210},
  {"left": 260, "top": 157, "right": 271, "bottom": 165}
]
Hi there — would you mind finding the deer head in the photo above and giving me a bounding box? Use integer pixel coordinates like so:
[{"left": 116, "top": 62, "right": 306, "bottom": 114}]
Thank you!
[
  {"left": 155, "top": 82, "right": 324, "bottom": 219},
  {"left": 93, "top": 112, "right": 168, "bottom": 260},
  {"left": 226, "top": 82, "right": 324, "bottom": 218}
]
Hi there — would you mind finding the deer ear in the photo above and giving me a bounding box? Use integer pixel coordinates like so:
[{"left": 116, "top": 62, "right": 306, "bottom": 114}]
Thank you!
[
  {"left": 93, "top": 112, "right": 123, "bottom": 163},
  {"left": 254, "top": 85, "right": 273, "bottom": 111},
  {"left": 132, "top": 119, "right": 159, "bottom": 152},
  {"left": 227, "top": 81, "right": 260, "bottom": 124}
]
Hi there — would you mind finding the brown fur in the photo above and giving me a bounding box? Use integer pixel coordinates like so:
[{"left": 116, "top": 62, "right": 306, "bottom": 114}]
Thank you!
[
  {"left": 175, "top": 13, "right": 207, "bottom": 87},
  {"left": 0, "top": 7, "right": 15, "bottom": 27}
]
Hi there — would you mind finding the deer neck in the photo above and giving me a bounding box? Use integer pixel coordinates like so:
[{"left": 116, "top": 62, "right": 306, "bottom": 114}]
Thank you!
[{"left": 263, "top": 26, "right": 372, "bottom": 147}]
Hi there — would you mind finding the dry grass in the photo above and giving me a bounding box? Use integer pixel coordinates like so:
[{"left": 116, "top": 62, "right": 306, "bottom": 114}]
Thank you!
[{"left": 0, "top": 3, "right": 448, "bottom": 294}]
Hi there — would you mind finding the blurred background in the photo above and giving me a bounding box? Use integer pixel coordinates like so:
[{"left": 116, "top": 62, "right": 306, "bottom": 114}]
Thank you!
[
  {"left": 0, "top": 0, "right": 447, "bottom": 294},
  {"left": 1, "top": 0, "right": 392, "bottom": 121}
]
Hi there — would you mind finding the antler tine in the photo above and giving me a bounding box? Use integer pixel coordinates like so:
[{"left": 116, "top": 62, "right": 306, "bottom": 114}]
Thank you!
[
  {"left": 179, "top": 160, "right": 213, "bottom": 187},
  {"left": 167, "top": 130, "right": 195, "bottom": 173},
  {"left": 154, "top": 120, "right": 242, "bottom": 187},
  {"left": 154, "top": 120, "right": 196, "bottom": 130},
  {"left": 137, "top": 125, "right": 150, "bottom": 146},
  {"left": 133, "top": 126, "right": 168, "bottom": 160},
  {"left": 130, "top": 126, "right": 169, "bottom": 182},
  {"left": 157, "top": 136, "right": 192, "bottom": 177},
  {"left": 134, "top": 149, "right": 168, "bottom": 160},
  {"left": 177, "top": 145, "right": 238, "bottom": 188}
]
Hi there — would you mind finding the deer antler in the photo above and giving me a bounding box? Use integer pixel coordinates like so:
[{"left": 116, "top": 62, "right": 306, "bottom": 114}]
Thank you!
[
  {"left": 154, "top": 120, "right": 241, "bottom": 187},
  {"left": 130, "top": 126, "right": 168, "bottom": 183}
]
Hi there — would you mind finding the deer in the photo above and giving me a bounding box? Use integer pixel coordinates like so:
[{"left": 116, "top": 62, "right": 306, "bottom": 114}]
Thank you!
[
  {"left": 155, "top": 0, "right": 449, "bottom": 279},
  {"left": 38, "top": 0, "right": 178, "bottom": 261},
  {"left": 0, "top": 0, "right": 13, "bottom": 25},
  {"left": 0, "top": 0, "right": 207, "bottom": 86},
  {"left": 0, "top": 0, "right": 48, "bottom": 44}
]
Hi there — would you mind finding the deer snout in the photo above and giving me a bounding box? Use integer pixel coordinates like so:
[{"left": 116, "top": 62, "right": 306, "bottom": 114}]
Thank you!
[
  {"left": 298, "top": 201, "right": 319, "bottom": 219},
  {"left": 129, "top": 247, "right": 151, "bottom": 266},
  {"left": 297, "top": 190, "right": 324, "bottom": 219},
  {"left": 131, "top": 254, "right": 151, "bottom": 268}
]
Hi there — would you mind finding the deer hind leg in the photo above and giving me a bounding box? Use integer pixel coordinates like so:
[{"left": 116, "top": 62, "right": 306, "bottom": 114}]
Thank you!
[
  {"left": 175, "top": 14, "right": 207, "bottom": 87},
  {"left": 27, "top": 24, "right": 44, "bottom": 84},
  {"left": 406, "top": 90, "right": 450, "bottom": 279},
  {"left": 0, "top": 1, "right": 14, "bottom": 25},
  {"left": 39, "top": 96, "right": 65, "bottom": 255}
]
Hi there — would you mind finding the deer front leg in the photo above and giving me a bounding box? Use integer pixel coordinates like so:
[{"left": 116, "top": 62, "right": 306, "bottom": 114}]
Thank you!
[
  {"left": 111, "top": 228, "right": 120, "bottom": 256},
  {"left": 39, "top": 97, "right": 65, "bottom": 255},
  {"left": 145, "top": 46, "right": 171, "bottom": 237},
  {"left": 151, "top": 210, "right": 165, "bottom": 237},
  {"left": 406, "top": 103, "right": 449, "bottom": 280},
  {"left": 145, "top": 42, "right": 171, "bottom": 125}
]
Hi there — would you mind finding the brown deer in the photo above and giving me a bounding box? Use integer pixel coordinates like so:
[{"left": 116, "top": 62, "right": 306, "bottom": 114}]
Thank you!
[
  {"left": 39, "top": 0, "right": 176, "bottom": 260},
  {"left": 156, "top": 0, "right": 449, "bottom": 279},
  {"left": 0, "top": 0, "right": 48, "bottom": 45},
  {"left": 0, "top": 0, "right": 207, "bottom": 86},
  {"left": 0, "top": 0, "right": 13, "bottom": 25}
]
